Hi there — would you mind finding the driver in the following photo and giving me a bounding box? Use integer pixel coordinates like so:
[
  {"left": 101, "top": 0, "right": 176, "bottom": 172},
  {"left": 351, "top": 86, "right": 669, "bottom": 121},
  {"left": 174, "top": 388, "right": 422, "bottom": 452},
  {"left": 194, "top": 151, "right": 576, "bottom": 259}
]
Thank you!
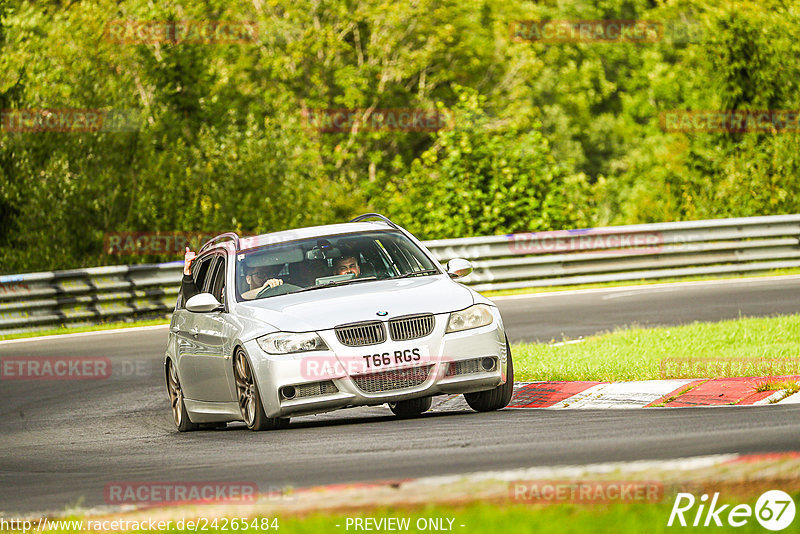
[{"left": 240, "top": 264, "right": 284, "bottom": 300}]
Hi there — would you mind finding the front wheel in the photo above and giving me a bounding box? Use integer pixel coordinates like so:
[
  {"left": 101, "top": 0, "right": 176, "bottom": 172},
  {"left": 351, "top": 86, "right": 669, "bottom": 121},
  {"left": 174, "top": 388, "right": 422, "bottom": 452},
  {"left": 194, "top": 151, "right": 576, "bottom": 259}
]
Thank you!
[
  {"left": 389, "top": 396, "right": 432, "bottom": 418},
  {"left": 167, "top": 360, "right": 198, "bottom": 432},
  {"left": 464, "top": 338, "right": 514, "bottom": 412},
  {"left": 234, "top": 349, "right": 290, "bottom": 431}
]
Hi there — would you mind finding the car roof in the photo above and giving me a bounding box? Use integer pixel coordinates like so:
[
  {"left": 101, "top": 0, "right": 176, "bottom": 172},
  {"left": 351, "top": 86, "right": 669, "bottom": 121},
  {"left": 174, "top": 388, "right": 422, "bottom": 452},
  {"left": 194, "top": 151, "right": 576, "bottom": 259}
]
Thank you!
[{"left": 236, "top": 221, "right": 397, "bottom": 252}]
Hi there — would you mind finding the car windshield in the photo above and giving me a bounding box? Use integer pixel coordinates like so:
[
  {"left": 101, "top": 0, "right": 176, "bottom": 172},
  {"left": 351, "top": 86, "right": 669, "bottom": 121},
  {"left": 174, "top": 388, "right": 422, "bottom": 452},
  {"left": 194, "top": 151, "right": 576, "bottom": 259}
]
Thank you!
[{"left": 235, "top": 230, "right": 440, "bottom": 301}]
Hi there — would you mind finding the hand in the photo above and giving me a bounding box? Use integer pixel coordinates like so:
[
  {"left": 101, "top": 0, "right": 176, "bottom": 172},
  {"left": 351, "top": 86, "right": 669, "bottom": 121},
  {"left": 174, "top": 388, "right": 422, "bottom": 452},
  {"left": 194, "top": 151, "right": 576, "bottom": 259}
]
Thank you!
[
  {"left": 260, "top": 278, "right": 283, "bottom": 290},
  {"left": 183, "top": 247, "right": 196, "bottom": 275}
]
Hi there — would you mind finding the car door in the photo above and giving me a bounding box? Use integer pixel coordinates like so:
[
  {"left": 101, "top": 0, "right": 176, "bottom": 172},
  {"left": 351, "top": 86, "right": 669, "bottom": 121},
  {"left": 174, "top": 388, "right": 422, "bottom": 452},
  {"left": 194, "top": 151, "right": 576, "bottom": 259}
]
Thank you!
[
  {"left": 172, "top": 254, "right": 214, "bottom": 392},
  {"left": 175, "top": 254, "right": 236, "bottom": 403}
]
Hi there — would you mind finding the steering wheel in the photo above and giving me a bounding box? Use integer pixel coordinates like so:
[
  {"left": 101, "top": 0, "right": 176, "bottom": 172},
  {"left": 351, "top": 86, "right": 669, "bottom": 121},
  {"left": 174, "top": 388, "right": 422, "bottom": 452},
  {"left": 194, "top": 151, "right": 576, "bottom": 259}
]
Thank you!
[{"left": 255, "top": 282, "right": 302, "bottom": 299}]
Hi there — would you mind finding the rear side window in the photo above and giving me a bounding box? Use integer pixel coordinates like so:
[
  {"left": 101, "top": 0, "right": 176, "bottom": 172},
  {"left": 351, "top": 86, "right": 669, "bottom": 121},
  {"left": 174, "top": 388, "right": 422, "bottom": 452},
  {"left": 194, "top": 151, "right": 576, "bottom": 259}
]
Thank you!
[
  {"left": 193, "top": 256, "right": 214, "bottom": 291},
  {"left": 208, "top": 256, "right": 227, "bottom": 305}
]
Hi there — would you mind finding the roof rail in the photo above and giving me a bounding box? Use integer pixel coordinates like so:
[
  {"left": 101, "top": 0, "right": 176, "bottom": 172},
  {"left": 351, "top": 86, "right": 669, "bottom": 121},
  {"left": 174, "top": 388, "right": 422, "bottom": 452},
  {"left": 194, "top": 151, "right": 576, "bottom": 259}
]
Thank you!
[
  {"left": 349, "top": 213, "right": 400, "bottom": 229},
  {"left": 199, "top": 232, "right": 240, "bottom": 253}
]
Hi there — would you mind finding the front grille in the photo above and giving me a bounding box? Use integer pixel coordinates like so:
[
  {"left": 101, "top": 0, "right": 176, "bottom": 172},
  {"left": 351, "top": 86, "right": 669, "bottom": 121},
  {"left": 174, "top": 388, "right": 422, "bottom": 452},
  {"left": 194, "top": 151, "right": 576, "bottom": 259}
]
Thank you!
[
  {"left": 446, "top": 357, "right": 495, "bottom": 377},
  {"left": 335, "top": 321, "right": 386, "bottom": 347},
  {"left": 352, "top": 365, "right": 433, "bottom": 393},
  {"left": 389, "top": 314, "right": 435, "bottom": 341},
  {"left": 294, "top": 380, "right": 339, "bottom": 399}
]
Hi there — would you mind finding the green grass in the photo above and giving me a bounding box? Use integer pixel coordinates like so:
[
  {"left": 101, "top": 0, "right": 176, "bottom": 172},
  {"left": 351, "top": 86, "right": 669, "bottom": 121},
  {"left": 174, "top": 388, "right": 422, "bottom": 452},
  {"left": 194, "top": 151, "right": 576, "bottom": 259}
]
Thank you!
[
  {"left": 482, "top": 267, "right": 800, "bottom": 298},
  {"left": 24, "top": 498, "right": 792, "bottom": 533},
  {"left": 256, "top": 501, "right": 784, "bottom": 534},
  {"left": 0, "top": 317, "right": 169, "bottom": 341},
  {"left": 513, "top": 314, "right": 800, "bottom": 382}
]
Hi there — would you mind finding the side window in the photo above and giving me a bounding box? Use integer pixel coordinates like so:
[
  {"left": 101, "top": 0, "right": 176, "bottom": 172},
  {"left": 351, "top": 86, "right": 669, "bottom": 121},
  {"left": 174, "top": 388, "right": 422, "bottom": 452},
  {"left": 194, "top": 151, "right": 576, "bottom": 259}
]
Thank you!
[
  {"left": 208, "top": 256, "right": 226, "bottom": 305},
  {"left": 193, "top": 256, "right": 214, "bottom": 291}
]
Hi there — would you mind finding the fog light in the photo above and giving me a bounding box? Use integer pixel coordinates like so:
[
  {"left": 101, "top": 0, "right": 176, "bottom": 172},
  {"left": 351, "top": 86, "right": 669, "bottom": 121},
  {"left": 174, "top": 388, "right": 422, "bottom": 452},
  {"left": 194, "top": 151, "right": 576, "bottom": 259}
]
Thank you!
[
  {"left": 481, "top": 357, "right": 495, "bottom": 371},
  {"left": 280, "top": 386, "right": 296, "bottom": 400}
]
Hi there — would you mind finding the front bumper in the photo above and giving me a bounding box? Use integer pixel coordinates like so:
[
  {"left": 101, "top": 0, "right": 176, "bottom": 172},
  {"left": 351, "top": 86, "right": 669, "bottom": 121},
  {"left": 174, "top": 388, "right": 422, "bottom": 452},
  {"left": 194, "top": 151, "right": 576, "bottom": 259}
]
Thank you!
[{"left": 244, "top": 310, "right": 508, "bottom": 418}]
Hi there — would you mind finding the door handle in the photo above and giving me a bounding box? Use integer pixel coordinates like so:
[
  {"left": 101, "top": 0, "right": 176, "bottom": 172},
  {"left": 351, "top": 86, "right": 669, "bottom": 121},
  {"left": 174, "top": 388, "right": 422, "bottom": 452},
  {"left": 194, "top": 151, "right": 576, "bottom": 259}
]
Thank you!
[
  {"left": 170, "top": 326, "right": 179, "bottom": 333},
  {"left": 190, "top": 327, "right": 199, "bottom": 338}
]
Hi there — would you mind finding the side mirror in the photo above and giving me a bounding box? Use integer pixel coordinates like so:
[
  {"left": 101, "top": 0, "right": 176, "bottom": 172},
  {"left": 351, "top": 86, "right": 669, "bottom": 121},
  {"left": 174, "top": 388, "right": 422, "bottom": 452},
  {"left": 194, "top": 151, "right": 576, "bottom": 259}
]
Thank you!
[
  {"left": 446, "top": 258, "right": 473, "bottom": 279},
  {"left": 186, "top": 293, "right": 223, "bottom": 313}
]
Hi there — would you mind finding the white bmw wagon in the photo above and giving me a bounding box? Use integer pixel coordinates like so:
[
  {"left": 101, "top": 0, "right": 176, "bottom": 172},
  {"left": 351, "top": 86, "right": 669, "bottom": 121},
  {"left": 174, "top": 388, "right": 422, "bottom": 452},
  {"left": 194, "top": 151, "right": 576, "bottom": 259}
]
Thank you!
[{"left": 165, "top": 214, "right": 513, "bottom": 431}]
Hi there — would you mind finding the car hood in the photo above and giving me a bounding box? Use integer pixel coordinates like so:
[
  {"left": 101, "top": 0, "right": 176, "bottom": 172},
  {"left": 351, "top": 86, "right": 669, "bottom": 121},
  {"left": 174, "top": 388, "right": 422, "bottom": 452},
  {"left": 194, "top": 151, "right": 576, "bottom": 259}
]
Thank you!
[{"left": 236, "top": 275, "right": 475, "bottom": 333}]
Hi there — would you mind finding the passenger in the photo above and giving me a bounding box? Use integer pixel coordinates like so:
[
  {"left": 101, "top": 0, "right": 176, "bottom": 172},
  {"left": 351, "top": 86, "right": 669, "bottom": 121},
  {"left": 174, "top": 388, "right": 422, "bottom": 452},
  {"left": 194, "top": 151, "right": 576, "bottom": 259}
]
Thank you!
[{"left": 333, "top": 252, "right": 361, "bottom": 278}]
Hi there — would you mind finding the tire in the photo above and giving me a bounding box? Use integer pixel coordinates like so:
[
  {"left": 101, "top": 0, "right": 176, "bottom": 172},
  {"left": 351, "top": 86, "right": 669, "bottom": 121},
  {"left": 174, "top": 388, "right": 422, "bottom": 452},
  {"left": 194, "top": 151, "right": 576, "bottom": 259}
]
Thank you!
[
  {"left": 167, "top": 360, "right": 199, "bottom": 432},
  {"left": 233, "top": 349, "right": 290, "bottom": 431},
  {"left": 389, "top": 396, "right": 432, "bottom": 418},
  {"left": 464, "top": 338, "right": 514, "bottom": 412}
]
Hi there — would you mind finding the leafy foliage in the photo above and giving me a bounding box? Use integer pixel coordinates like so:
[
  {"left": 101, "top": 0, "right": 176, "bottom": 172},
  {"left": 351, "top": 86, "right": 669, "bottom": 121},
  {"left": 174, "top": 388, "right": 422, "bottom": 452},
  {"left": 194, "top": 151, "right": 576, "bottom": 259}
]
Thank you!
[{"left": 0, "top": 0, "right": 798, "bottom": 272}]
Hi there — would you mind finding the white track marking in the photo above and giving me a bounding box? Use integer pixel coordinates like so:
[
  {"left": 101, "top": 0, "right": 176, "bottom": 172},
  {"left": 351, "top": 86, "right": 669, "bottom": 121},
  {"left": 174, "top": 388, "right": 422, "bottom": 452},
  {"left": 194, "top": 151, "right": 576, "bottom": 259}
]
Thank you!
[
  {"left": 550, "top": 380, "right": 695, "bottom": 409},
  {"left": 752, "top": 391, "right": 788, "bottom": 405},
  {"left": 489, "top": 274, "right": 800, "bottom": 301},
  {"left": 777, "top": 390, "right": 800, "bottom": 404}
]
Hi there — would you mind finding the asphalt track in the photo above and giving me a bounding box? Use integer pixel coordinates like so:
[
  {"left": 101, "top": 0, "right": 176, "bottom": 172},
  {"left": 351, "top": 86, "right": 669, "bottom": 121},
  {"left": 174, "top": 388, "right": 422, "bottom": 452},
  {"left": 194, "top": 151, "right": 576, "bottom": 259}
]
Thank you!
[{"left": 1, "top": 276, "right": 799, "bottom": 515}]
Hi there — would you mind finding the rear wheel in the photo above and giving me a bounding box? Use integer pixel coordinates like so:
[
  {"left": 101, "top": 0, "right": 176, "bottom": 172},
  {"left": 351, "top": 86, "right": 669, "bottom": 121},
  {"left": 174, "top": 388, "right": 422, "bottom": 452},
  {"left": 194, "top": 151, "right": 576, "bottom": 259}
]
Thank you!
[
  {"left": 464, "top": 338, "right": 514, "bottom": 412},
  {"left": 389, "top": 396, "right": 432, "bottom": 418},
  {"left": 167, "top": 360, "right": 198, "bottom": 432},
  {"left": 234, "top": 349, "right": 290, "bottom": 431}
]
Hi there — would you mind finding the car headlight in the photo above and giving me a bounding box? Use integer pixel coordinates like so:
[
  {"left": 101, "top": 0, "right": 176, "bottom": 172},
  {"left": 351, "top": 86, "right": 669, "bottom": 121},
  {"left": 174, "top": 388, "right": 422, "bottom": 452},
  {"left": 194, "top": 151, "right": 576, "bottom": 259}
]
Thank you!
[
  {"left": 257, "top": 332, "right": 329, "bottom": 354},
  {"left": 446, "top": 304, "right": 495, "bottom": 333}
]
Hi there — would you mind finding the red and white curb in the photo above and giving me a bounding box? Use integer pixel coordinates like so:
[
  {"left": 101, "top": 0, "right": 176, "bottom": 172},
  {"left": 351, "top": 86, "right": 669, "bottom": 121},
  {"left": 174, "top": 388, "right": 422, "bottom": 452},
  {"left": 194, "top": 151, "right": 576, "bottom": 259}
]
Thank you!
[{"left": 433, "top": 376, "right": 800, "bottom": 410}]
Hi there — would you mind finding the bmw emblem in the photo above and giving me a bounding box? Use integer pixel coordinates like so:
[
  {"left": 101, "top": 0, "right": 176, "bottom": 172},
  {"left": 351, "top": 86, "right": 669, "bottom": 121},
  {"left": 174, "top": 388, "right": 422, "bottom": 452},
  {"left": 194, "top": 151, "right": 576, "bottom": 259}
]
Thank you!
[{"left": 376, "top": 310, "right": 388, "bottom": 316}]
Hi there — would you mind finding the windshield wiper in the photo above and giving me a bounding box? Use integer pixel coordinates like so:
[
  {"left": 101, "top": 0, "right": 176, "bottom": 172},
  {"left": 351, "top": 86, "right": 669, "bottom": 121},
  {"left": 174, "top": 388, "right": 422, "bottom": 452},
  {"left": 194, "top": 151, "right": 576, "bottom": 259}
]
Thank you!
[
  {"left": 291, "top": 276, "right": 378, "bottom": 294},
  {"left": 395, "top": 269, "right": 439, "bottom": 279}
]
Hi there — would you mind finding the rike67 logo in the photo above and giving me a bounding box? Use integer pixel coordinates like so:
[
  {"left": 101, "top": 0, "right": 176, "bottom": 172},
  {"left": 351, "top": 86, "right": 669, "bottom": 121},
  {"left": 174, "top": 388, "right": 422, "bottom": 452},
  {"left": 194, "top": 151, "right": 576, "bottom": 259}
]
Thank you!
[{"left": 668, "top": 490, "right": 796, "bottom": 530}]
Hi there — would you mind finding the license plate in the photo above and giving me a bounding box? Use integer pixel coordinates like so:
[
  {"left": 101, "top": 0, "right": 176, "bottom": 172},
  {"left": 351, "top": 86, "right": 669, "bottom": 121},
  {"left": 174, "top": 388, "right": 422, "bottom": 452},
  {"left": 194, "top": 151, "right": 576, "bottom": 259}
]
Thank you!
[{"left": 360, "top": 346, "right": 430, "bottom": 371}]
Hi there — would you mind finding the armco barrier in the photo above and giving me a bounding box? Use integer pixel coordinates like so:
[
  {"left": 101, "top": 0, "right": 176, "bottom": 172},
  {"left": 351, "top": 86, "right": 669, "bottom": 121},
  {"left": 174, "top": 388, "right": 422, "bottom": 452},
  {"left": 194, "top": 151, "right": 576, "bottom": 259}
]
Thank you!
[
  {"left": 0, "top": 263, "right": 183, "bottom": 335},
  {"left": 1, "top": 215, "right": 799, "bottom": 335},
  {"left": 428, "top": 214, "right": 800, "bottom": 291}
]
